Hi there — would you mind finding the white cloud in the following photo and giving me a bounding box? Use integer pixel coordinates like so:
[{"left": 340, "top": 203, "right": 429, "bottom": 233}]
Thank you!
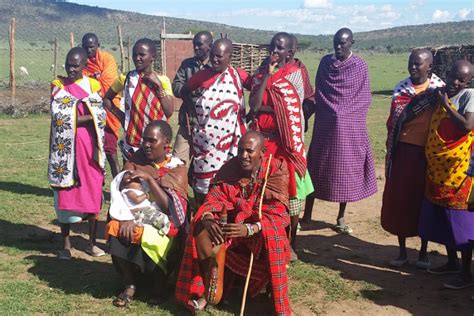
[
  {"left": 458, "top": 8, "right": 472, "bottom": 19},
  {"left": 303, "top": 0, "right": 332, "bottom": 9},
  {"left": 153, "top": 11, "right": 170, "bottom": 17},
  {"left": 432, "top": 9, "right": 451, "bottom": 21},
  {"left": 350, "top": 15, "right": 370, "bottom": 24},
  {"left": 410, "top": 0, "right": 426, "bottom": 5}
]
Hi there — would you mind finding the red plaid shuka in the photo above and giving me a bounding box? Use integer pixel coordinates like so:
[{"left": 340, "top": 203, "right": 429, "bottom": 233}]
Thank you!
[
  {"left": 126, "top": 73, "right": 165, "bottom": 147},
  {"left": 175, "top": 157, "right": 291, "bottom": 315}
]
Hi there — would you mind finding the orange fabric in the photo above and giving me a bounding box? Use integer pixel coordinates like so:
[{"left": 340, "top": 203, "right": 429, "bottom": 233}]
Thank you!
[
  {"left": 83, "top": 49, "right": 121, "bottom": 137},
  {"left": 105, "top": 219, "right": 144, "bottom": 244},
  {"left": 399, "top": 80, "right": 433, "bottom": 146}
]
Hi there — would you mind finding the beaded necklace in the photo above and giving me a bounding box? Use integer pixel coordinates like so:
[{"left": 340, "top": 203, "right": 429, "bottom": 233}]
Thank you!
[
  {"left": 240, "top": 166, "right": 261, "bottom": 199},
  {"left": 152, "top": 156, "right": 171, "bottom": 170}
]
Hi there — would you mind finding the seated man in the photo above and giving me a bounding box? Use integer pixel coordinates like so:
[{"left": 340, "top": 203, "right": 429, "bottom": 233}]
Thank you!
[{"left": 176, "top": 131, "right": 292, "bottom": 315}]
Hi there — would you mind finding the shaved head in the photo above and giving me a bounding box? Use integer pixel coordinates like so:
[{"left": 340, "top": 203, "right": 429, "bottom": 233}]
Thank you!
[
  {"left": 65, "top": 47, "right": 87, "bottom": 81},
  {"left": 452, "top": 59, "right": 474, "bottom": 78},
  {"left": 408, "top": 48, "right": 433, "bottom": 84},
  {"left": 81, "top": 33, "right": 99, "bottom": 58},
  {"left": 213, "top": 38, "right": 233, "bottom": 55},
  {"left": 333, "top": 28, "right": 354, "bottom": 61},
  {"left": 335, "top": 28, "right": 353, "bottom": 42},
  {"left": 272, "top": 32, "right": 294, "bottom": 48},
  {"left": 66, "top": 47, "right": 87, "bottom": 64},
  {"left": 446, "top": 59, "right": 473, "bottom": 97},
  {"left": 240, "top": 131, "right": 264, "bottom": 149},
  {"left": 210, "top": 38, "right": 233, "bottom": 73},
  {"left": 269, "top": 32, "right": 294, "bottom": 67},
  {"left": 194, "top": 31, "right": 213, "bottom": 45},
  {"left": 411, "top": 49, "right": 433, "bottom": 64},
  {"left": 134, "top": 38, "right": 157, "bottom": 56},
  {"left": 238, "top": 131, "right": 265, "bottom": 174},
  {"left": 81, "top": 33, "right": 98, "bottom": 45}
]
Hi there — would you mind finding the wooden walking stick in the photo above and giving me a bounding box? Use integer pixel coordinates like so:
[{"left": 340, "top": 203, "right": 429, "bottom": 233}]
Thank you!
[{"left": 240, "top": 154, "right": 273, "bottom": 316}]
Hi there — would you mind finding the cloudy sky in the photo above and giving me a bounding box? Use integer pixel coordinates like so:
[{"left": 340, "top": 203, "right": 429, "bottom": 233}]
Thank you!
[{"left": 73, "top": 0, "right": 473, "bottom": 35}]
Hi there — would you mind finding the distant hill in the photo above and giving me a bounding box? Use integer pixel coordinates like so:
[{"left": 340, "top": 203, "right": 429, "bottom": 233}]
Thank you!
[{"left": 0, "top": 0, "right": 472, "bottom": 52}]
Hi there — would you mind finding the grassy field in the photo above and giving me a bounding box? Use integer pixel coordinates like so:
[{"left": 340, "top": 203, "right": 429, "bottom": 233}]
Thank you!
[{"left": 0, "top": 52, "right": 402, "bottom": 314}]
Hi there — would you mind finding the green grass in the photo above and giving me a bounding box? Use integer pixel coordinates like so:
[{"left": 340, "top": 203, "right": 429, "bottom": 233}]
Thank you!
[{"left": 0, "top": 51, "right": 402, "bottom": 313}]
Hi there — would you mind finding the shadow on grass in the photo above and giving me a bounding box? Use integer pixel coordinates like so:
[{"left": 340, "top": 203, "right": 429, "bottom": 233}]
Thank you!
[
  {"left": 372, "top": 90, "right": 393, "bottom": 96},
  {"left": 0, "top": 219, "right": 110, "bottom": 255},
  {"left": 0, "top": 220, "right": 58, "bottom": 254},
  {"left": 296, "top": 233, "right": 470, "bottom": 315},
  {"left": 0, "top": 181, "right": 52, "bottom": 197},
  {"left": 25, "top": 254, "right": 190, "bottom": 314}
]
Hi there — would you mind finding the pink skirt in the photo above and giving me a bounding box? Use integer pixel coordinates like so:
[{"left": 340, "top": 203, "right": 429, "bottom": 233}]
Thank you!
[{"left": 56, "top": 124, "right": 104, "bottom": 214}]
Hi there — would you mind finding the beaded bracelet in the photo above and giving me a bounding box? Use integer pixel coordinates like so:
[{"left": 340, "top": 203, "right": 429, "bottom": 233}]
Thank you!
[
  {"left": 201, "top": 211, "right": 214, "bottom": 222},
  {"left": 245, "top": 223, "right": 254, "bottom": 237}
]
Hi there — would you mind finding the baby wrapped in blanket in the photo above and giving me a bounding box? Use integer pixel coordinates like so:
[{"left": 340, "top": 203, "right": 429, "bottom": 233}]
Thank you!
[{"left": 109, "top": 170, "right": 170, "bottom": 235}]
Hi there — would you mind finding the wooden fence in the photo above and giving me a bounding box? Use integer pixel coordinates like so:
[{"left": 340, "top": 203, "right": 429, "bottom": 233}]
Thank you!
[{"left": 429, "top": 45, "right": 474, "bottom": 87}]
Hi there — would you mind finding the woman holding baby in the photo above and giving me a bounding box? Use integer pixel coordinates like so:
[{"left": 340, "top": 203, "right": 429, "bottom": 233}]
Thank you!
[{"left": 105, "top": 120, "right": 188, "bottom": 307}]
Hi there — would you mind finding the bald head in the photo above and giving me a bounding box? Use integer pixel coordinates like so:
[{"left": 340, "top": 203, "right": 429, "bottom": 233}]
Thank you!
[
  {"left": 193, "top": 31, "right": 213, "bottom": 61},
  {"left": 210, "top": 38, "right": 233, "bottom": 73},
  {"left": 408, "top": 49, "right": 433, "bottom": 84},
  {"left": 333, "top": 28, "right": 354, "bottom": 61},
  {"left": 335, "top": 28, "right": 353, "bottom": 41},
  {"left": 81, "top": 33, "right": 99, "bottom": 59},
  {"left": 269, "top": 32, "right": 294, "bottom": 67},
  {"left": 214, "top": 38, "right": 233, "bottom": 55},
  {"left": 240, "top": 131, "right": 265, "bottom": 149},
  {"left": 65, "top": 47, "right": 87, "bottom": 81},
  {"left": 66, "top": 47, "right": 87, "bottom": 64},
  {"left": 82, "top": 33, "right": 98, "bottom": 45},
  {"left": 452, "top": 59, "right": 474, "bottom": 78},
  {"left": 194, "top": 31, "right": 213, "bottom": 45},
  {"left": 446, "top": 59, "right": 473, "bottom": 97},
  {"left": 238, "top": 131, "right": 265, "bottom": 174},
  {"left": 411, "top": 49, "right": 433, "bottom": 64}
]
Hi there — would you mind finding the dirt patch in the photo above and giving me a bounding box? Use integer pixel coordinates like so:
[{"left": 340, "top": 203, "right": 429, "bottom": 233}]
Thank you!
[
  {"left": 0, "top": 87, "right": 50, "bottom": 115},
  {"left": 292, "top": 165, "right": 474, "bottom": 315}
]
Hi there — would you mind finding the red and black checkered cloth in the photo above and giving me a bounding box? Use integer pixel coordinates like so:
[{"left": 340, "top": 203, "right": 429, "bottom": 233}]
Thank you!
[{"left": 175, "top": 158, "right": 291, "bottom": 315}]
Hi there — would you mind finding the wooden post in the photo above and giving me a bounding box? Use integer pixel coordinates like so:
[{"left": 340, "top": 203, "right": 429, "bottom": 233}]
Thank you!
[
  {"left": 117, "top": 25, "right": 125, "bottom": 72},
  {"left": 53, "top": 37, "right": 58, "bottom": 79},
  {"left": 9, "top": 17, "right": 16, "bottom": 98},
  {"left": 162, "top": 17, "right": 166, "bottom": 75},
  {"left": 69, "top": 32, "right": 74, "bottom": 48},
  {"left": 127, "top": 35, "right": 131, "bottom": 71}
]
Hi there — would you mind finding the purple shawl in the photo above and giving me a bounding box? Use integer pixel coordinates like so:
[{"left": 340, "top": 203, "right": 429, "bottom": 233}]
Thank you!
[{"left": 308, "top": 54, "right": 377, "bottom": 202}]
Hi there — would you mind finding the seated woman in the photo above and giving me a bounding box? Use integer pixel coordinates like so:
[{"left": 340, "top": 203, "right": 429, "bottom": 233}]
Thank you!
[{"left": 105, "top": 120, "right": 188, "bottom": 307}]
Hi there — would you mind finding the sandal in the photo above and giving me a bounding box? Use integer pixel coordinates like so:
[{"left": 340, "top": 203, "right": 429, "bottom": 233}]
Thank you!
[
  {"left": 389, "top": 258, "right": 408, "bottom": 268},
  {"left": 427, "top": 263, "right": 460, "bottom": 275},
  {"left": 415, "top": 259, "right": 431, "bottom": 269},
  {"left": 58, "top": 249, "right": 72, "bottom": 260},
  {"left": 443, "top": 275, "right": 474, "bottom": 290},
  {"left": 86, "top": 245, "right": 105, "bottom": 257},
  {"left": 188, "top": 297, "right": 207, "bottom": 314},
  {"left": 113, "top": 285, "right": 136, "bottom": 308},
  {"left": 335, "top": 224, "right": 353, "bottom": 235}
]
